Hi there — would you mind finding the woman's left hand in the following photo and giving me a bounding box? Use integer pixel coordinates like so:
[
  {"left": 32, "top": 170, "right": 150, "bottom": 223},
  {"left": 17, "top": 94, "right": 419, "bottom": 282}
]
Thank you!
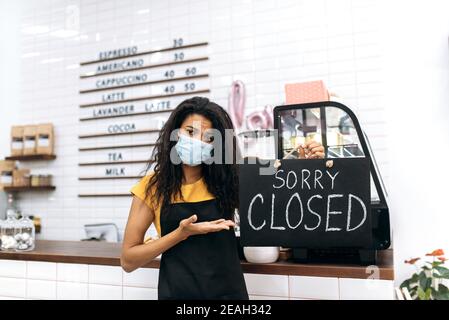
[{"left": 297, "top": 141, "right": 325, "bottom": 159}]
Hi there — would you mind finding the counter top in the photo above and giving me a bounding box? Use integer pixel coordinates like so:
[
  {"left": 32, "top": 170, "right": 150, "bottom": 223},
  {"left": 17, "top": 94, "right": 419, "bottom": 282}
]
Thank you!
[{"left": 0, "top": 240, "right": 394, "bottom": 280}]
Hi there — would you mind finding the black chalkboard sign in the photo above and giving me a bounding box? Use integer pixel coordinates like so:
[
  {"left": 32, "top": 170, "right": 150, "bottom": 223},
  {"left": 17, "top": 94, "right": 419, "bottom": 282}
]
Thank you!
[{"left": 239, "top": 158, "right": 372, "bottom": 248}]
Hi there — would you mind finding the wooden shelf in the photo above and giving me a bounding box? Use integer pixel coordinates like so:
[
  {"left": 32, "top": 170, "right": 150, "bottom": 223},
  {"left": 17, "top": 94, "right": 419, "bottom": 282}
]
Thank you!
[
  {"left": 78, "top": 143, "right": 155, "bottom": 152},
  {"left": 78, "top": 129, "right": 159, "bottom": 139},
  {"left": 0, "top": 240, "right": 394, "bottom": 280},
  {"left": 79, "top": 160, "right": 152, "bottom": 166},
  {"left": 5, "top": 154, "right": 56, "bottom": 161},
  {"left": 78, "top": 176, "right": 142, "bottom": 181},
  {"left": 78, "top": 193, "right": 131, "bottom": 198},
  {"left": 79, "top": 109, "right": 172, "bottom": 122},
  {"left": 3, "top": 186, "right": 56, "bottom": 192}
]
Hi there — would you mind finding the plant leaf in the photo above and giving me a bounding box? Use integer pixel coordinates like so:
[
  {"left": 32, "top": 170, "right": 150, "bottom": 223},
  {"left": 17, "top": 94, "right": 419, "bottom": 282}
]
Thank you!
[
  {"left": 432, "top": 261, "right": 443, "bottom": 267},
  {"left": 400, "top": 279, "right": 411, "bottom": 289},
  {"left": 418, "top": 270, "right": 431, "bottom": 290},
  {"left": 434, "top": 266, "right": 449, "bottom": 278},
  {"left": 425, "top": 287, "right": 432, "bottom": 300},
  {"left": 401, "top": 273, "right": 419, "bottom": 290},
  {"left": 433, "top": 284, "right": 449, "bottom": 300},
  {"left": 417, "top": 287, "right": 426, "bottom": 300}
]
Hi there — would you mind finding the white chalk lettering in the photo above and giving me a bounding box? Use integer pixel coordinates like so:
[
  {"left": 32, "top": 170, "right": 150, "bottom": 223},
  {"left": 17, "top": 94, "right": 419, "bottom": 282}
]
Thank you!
[
  {"left": 286, "top": 170, "right": 297, "bottom": 190},
  {"left": 314, "top": 170, "right": 324, "bottom": 189},
  {"left": 326, "top": 194, "right": 343, "bottom": 232},
  {"left": 346, "top": 194, "right": 367, "bottom": 231},
  {"left": 270, "top": 194, "right": 285, "bottom": 230},
  {"left": 326, "top": 171, "right": 340, "bottom": 190},
  {"left": 273, "top": 169, "right": 285, "bottom": 189},
  {"left": 305, "top": 195, "right": 323, "bottom": 231},
  {"left": 248, "top": 194, "right": 266, "bottom": 231},
  {"left": 301, "top": 169, "right": 311, "bottom": 190},
  {"left": 286, "top": 193, "right": 303, "bottom": 229}
]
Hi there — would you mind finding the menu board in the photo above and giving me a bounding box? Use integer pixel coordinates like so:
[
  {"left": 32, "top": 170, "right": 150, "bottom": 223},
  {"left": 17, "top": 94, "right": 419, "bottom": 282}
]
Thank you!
[{"left": 78, "top": 39, "right": 210, "bottom": 197}]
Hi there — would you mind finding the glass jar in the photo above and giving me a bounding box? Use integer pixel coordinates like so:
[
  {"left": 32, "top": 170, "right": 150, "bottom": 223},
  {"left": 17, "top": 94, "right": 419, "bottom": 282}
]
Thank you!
[
  {"left": 0, "top": 219, "right": 3, "bottom": 251},
  {"left": 15, "top": 212, "right": 35, "bottom": 251},
  {"left": 31, "top": 175, "right": 39, "bottom": 187},
  {"left": 0, "top": 211, "right": 19, "bottom": 251}
]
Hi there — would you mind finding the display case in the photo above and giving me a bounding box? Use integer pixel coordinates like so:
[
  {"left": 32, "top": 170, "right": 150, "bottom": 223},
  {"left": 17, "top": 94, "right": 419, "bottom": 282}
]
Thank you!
[
  {"left": 273, "top": 101, "right": 390, "bottom": 264},
  {"left": 238, "top": 101, "right": 390, "bottom": 265}
]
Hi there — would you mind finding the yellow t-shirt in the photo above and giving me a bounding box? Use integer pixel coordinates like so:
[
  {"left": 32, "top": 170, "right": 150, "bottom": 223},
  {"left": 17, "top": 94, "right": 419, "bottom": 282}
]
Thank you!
[{"left": 130, "top": 173, "right": 215, "bottom": 237}]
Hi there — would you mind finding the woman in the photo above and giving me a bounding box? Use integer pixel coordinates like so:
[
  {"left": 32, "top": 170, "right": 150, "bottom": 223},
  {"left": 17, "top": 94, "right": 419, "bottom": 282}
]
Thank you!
[
  {"left": 121, "top": 96, "right": 325, "bottom": 300},
  {"left": 121, "top": 96, "right": 249, "bottom": 300}
]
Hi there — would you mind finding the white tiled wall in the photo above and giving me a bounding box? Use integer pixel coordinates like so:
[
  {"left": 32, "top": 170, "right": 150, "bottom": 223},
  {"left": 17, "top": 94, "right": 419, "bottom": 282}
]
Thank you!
[
  {"left": 11, "top": 0, "right": 386, "bottom": 240},
  {"left": 0, "top": 259, "right": 394, "bottom": 300}
]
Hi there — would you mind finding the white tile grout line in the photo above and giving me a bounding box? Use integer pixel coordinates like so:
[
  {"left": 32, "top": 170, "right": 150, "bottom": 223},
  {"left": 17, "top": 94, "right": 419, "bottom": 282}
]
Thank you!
[{"left": 338, "top": 277, "right": 341, "bottom": 300}]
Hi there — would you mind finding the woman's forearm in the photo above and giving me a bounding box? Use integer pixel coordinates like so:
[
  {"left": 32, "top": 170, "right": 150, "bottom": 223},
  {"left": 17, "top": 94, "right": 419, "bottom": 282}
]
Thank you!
[{"left": 121, "top": 227, "right": 186, "bottom": 272}]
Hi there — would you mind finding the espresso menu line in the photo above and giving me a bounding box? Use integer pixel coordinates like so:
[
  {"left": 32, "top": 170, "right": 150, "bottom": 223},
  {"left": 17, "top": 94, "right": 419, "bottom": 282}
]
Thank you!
[
  {"left": 80, "top": 42, "right": 209, "bottom": 66},
  {"left": 80, "top": 57, "right": 209, "bottom": 79},
  {"left": 79, "top": 89, "right": 210, "bottom": 108}
]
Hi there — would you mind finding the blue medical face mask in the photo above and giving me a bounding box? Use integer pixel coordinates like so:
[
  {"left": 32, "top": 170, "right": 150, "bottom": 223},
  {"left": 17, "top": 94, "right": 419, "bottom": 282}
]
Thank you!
[{"left": 175, "top": 134, "right": 214, "bottom": 166}]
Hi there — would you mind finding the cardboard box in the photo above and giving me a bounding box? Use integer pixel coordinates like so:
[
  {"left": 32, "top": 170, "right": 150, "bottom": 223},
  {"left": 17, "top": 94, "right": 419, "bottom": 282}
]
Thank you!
[
  {"left": 13, "top": 169, "right": 31, "bottom": 187},
  {"left": 0, "top": 171, "right": 13, "bottom": 187},
  {"left": 0, "top": 161, "right": 15, "bottom": 188},
  {"left": 285, "top": 80, "right": 330, "bottom": 104},
  {"left": 23, "top": 125, "right": 37, "bottom": 155},
  {"left": 36, "top": 123, "right": 54, "bottom": 155},
  {"left": 0, "top": 160, "right": 16, "bottom": 172},
  {"left": 11, "top": 126, "right": 24, "bottom": 156}
]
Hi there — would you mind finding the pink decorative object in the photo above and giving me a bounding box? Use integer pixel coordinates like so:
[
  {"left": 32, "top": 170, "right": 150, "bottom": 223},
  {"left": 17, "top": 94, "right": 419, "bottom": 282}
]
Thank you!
[
  {"left": 246, "top": 105, "right": 274, "bottom": 130},
  {"left": 285, "top": 80, "right": 330, "bottom": 104},
  {"left": 227, "top": 80, "right": 246, "bottom": 129}
]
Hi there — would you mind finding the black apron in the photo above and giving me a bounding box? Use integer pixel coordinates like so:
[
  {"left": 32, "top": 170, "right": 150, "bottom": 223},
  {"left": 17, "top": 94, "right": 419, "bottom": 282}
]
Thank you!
[{"left": 158, "top": 198, "right": 249, "bottom": 300}]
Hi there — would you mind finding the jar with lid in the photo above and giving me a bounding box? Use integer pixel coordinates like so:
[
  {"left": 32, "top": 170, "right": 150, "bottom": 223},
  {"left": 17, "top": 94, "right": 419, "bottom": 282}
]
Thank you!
[
  {"left": 0, "top": 211, "right": 20, "bottom": 251},
  {"left": 15, "top": 212, "right": 35, "bottom": 251},
  {"left": 1, "top": 194, "right": 21, "bottom": 251}
]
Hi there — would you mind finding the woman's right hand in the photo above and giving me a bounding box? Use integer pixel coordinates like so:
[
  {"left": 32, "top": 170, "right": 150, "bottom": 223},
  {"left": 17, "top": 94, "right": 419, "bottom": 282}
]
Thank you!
[{"left": 177, "top": 214, "right": 235, "bottom": 240}]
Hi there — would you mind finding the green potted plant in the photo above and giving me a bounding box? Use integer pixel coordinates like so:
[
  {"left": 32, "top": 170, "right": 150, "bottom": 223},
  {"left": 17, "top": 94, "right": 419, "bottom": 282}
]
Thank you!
[{"left": 400, "top": 249, "right": 449, "bottom": 300}]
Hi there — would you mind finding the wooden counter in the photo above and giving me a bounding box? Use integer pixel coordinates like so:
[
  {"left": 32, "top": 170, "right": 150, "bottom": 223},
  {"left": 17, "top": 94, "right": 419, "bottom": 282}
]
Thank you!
[{"left": 0, "top": 240, "right": 394, "bottom": 280}]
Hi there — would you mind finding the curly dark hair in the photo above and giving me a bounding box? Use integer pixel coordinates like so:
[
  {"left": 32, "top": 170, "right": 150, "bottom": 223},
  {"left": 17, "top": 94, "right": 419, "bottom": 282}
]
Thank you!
[{"left": 145, "top": 96, "right": 240, "bottom": 219}]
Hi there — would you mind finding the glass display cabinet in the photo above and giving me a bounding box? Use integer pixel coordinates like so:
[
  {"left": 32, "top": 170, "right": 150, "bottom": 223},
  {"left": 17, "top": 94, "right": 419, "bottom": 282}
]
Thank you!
[{"left": 273, "top": 101, "right": 390, "bottom": 264}]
